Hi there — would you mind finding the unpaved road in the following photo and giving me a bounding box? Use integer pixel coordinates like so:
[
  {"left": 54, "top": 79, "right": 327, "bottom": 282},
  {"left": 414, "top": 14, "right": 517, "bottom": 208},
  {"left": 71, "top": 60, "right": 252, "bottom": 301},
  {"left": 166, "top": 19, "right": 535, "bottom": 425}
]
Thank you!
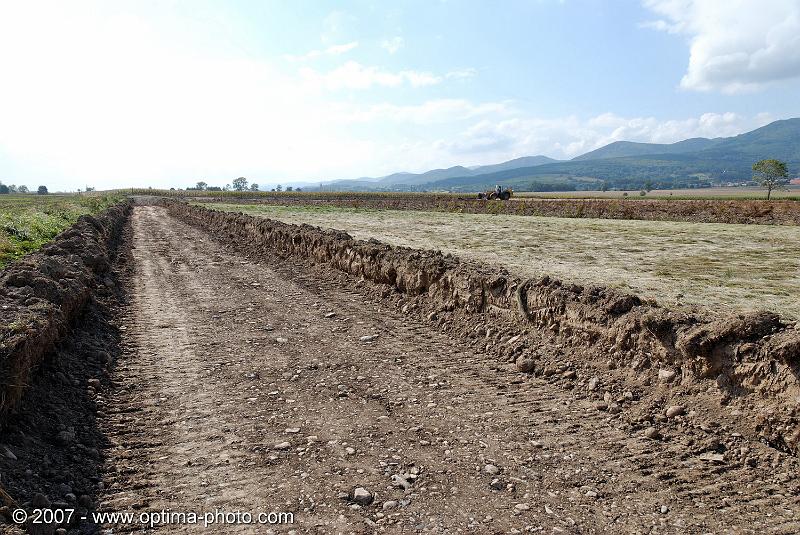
[{"left": 96, "top": 206, "right": 800, "bottom": 533}]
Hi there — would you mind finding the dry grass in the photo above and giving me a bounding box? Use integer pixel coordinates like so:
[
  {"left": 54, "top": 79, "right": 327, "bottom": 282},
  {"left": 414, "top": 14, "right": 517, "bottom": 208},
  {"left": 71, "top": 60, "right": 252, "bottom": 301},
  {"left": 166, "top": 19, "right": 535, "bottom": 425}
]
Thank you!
[{"left": 206, "top": 203, "right": 800, "bottom": 319}]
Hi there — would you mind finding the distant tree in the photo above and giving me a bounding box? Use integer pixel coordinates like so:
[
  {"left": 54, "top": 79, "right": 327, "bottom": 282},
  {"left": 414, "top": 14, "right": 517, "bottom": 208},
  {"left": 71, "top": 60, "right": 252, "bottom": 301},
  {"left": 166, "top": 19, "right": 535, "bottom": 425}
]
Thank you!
[
  {"left": 601, "top": 181, "right": 609, "bottom": 192},
  {"left": 223, "top": 184, "right": 231, "bottom": 191},
  {"left": 0, "top": 184, "right": 9, "bottom": 194},
  {"left": 37, "top": 185, "right": 48, "bottom": 195},
  {"left": 85, "top": 186, "right": 95, "bottom": 192},
  {"left": 275, "top": 184, "right": 283, "bottom": 192},
  {"left": 644, "top": 180, "right": 653, "bottom": 192},
  {"left": 206, "top": 186, "right": 222, "bottom": 191},
  {"left": 249, "top": 183, "right": 259, "bottom": 192},
  {"left": 8, "top": 184, "right": 17, "bottom": 193},
  {"left": 286, "top": 186, "right": 293, "bottom": 192},
  {"left": 270, "top": 188, "right": 275, "bottom": 192},
  {"left": 296, "top": 187, "right": 302, "bottom": 192},
  {"left": 232, "top": 177, "right": 248, "bottom": 191},
  {"left": 196, "top": 181, "right": 207, "bottom": 190},
  {"left": 17, "top": 185, "right": 28, "bottom": 193},
  {"left": 753, "top": 159, "right": 789, "bottom": 200}
]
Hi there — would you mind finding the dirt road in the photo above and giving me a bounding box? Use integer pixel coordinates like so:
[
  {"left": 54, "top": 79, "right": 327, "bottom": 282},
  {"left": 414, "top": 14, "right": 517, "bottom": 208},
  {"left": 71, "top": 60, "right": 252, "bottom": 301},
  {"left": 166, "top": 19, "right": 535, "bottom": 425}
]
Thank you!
[{"left": 96, "top": 206, "right": 799, "bottom": 533}]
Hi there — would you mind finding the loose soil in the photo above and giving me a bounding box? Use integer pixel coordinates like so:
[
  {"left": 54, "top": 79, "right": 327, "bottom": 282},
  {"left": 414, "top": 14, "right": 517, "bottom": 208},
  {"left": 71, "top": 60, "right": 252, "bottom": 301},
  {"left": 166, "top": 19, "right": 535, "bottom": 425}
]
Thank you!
[{"left": 2, "top": 205, "right": 800, "bottom": 534}]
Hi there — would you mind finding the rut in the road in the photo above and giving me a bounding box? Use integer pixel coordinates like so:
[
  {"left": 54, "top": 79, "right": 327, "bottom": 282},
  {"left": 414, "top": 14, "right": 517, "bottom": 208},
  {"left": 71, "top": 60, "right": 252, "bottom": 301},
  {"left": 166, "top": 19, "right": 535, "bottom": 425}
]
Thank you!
[{"left": 92, "top": 206, "right": 800, "bottom": 534}]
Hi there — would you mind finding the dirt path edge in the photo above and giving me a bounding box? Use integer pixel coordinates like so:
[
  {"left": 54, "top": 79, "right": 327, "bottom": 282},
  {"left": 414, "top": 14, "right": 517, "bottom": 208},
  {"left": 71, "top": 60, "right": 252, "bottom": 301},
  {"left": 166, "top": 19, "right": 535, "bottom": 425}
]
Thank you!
[
  {"left": 0, "top": 202, "right": 132, "bottom": 421},
  {"left": 167, "top": 200, "right": 800, "bottom": 454}
]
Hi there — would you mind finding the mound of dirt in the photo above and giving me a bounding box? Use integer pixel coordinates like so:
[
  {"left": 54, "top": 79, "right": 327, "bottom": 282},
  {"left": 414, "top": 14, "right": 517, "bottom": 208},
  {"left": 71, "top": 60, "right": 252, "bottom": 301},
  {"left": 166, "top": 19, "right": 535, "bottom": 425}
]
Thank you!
[
  {"left": 0, "top": 202, "right": 131, "bottom": 421},
  {"left": 167, "top": 201, "right": 800, "bottom": 453},
  {"left": 197, "top": 194, "right": 800, "bottom": 225}
]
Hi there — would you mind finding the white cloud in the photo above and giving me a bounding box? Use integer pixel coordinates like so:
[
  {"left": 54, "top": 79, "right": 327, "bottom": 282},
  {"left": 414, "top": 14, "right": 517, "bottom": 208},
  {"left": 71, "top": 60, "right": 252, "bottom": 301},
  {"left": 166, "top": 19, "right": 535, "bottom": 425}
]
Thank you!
[
  {"left": 285, "top": 41, "right": 359, "bottom": 62},
  {"left": 381, "top": 36, "right": 405, "bottom": 54},
  {"left": 643, "top": 0, "right": 800, "bottom": 93},
  {"left": 300, "top": 61, "right": 444, "bottom": 90},
  {"left": 332, "top": 99, "right": 512, "bottom": 124},
  {"left": 430, "top": 112, "right": 773, "bottom": 162}
]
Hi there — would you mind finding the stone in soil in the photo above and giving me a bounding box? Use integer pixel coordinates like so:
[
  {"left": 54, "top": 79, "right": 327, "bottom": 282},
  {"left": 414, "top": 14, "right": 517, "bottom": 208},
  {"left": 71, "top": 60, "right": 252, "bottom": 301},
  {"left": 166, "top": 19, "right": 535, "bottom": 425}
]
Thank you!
[
  {"left": 351, "top": 487, "right": 373, "bottom": 506},
  {"left": 665, "top": 405, "right": 686, "bottom": 418}
]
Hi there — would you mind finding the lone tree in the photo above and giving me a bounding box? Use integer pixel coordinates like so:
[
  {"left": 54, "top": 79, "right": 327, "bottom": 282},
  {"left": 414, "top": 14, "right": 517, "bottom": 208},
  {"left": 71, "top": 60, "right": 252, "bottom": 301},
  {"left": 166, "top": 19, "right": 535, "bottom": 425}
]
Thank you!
[
  {"left": 17, "top": 185, "right": 28, "bottom": 193},
  {"left": 249, "top": 183, "right": 259, "bottom": 191},
  {"left": 232, "top": 177, "right": 248, "bottom": 191},
  {"left": 753, "top": 159, "right": 789, "bottom": 200},
  {"left": 37, "top": 185, "right": 48, "bottom": 195},
  {"left": 196, "top": 181, "right": 207, "bottom": 190}
]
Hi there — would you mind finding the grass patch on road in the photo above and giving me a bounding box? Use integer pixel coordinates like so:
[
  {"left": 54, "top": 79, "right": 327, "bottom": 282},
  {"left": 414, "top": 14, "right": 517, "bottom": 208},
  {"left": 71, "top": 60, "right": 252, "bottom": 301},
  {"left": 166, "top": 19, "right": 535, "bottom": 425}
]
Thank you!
[
  {"left": 206, "top": 202, "right": 800, "bottom": 319},
  {"left": 0, "top": 194, "right": 123, "bottom": 268}
]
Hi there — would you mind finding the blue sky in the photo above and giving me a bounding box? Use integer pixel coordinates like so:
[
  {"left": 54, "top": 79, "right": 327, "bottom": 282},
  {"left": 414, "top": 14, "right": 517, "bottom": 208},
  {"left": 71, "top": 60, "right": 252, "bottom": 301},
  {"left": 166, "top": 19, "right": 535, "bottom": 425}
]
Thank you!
[{"left": 1, "top": 0, "right": 799, "bottom": 190}]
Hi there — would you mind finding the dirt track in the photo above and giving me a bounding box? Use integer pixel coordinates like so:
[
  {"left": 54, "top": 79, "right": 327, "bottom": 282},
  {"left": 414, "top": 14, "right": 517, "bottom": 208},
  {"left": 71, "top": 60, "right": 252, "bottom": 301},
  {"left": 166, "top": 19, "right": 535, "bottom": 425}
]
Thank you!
[{"left": 53, "top": 205, "right": 791, "bottom": 534}]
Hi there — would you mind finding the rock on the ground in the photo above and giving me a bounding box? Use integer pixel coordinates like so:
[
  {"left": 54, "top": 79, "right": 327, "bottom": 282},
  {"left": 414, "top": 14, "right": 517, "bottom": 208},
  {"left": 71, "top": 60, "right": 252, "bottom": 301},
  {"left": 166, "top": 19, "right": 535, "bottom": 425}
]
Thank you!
[
  {"left": 665, "top": 405, "right": 685, "bottom": 418},
  {"left": 351, "top": 487, "right": 373, "bottom": 506},
  {"left": 515, "top": 357, "right": 535, "bottom": 373},
  {"left": 484, "top": 464, "right": 500, "bottom": 475}
]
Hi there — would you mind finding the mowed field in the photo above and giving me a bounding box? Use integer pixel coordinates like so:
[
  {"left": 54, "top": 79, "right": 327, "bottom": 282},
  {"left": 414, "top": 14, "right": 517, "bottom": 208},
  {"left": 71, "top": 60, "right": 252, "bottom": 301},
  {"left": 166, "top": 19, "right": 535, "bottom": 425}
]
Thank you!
[
  {"left": 206, "top": 202, "right": 800, "bottom": 319},
  {"left": 0, "top": 194, "right": 122, "bottom": 267}
]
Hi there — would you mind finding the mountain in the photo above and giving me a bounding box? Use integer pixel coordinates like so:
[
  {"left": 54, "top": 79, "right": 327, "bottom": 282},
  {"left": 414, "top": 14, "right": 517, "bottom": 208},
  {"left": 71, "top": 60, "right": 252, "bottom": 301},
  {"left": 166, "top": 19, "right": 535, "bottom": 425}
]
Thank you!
[
  {"left": 572, "top": 137, "right": 722, "bottom": 161},
  {"left": 471, "top": 155, "right": 560, "bottom": 174},
  {"left": 314, "top": 118, "right": 800, "bottom": 192},
  {"left": 319, "top": 155, "right": 559, "bottom": 189},
  {"left": 418, "top": 118, "right": 800, "bottom": 192}
]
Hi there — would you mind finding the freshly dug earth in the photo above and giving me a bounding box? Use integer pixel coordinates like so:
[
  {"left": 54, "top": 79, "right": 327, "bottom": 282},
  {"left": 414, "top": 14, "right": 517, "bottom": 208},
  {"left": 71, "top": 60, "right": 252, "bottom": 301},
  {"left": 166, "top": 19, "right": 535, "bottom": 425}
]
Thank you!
[
  {"left": 193, "top": 193, "right": 800, "bottom": 226},
  {"left": 2, "top": 205, "right": 800, "bottom": 534},
  {"left": 101, "top": 207, "right": 799, "bottom": 532}
]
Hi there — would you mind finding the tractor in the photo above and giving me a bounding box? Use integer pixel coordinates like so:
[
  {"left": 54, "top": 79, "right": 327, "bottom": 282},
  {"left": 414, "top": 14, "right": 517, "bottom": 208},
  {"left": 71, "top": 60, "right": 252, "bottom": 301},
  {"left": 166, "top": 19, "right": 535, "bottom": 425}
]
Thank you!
[{"left": 477, "top": 185, "right": 513, "bottom": 200}]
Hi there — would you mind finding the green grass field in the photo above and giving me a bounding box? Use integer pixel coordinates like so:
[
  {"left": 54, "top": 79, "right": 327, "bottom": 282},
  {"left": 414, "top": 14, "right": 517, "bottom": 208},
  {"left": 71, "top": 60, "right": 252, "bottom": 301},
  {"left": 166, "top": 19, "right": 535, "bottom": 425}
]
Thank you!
[
  {"left": 0, "top": 194, "right": 123, "bottom": 268},
  {"left": 205, "top": 202, "right": 800, "bottom": 319}
]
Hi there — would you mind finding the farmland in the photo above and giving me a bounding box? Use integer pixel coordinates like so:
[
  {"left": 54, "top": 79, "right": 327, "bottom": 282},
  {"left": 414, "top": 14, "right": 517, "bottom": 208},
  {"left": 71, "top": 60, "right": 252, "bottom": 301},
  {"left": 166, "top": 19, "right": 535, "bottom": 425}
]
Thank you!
[
  {"left": 1, "top": 198, "right": 799, "bottom": 534},
  {"left": 204, "top": 202, "right": 800, "bottom": 319},
  {"left": 0, "top": 193, "right": 123, "bottom": 268}
]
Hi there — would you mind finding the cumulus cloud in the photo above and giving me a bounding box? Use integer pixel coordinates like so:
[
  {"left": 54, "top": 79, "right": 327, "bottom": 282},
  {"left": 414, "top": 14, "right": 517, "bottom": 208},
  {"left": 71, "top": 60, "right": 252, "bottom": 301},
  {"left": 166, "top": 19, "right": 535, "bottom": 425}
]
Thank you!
[
  {"left": 285, "top": 41, "right": 359, "bottom": 62},
  {"left": 380, "top": 36, "right": 405, "bottom": 54},
  {"left": 332, "top": 99, "right": 512, "bottom": 124},
  {"left": 432, "top": 112, "right": 773, "bottom": 162},
  {"left": 300, "top": 61, "right": 466, "bottom": 90},
  {"left": 643, "top": 0, "right": 800, "bottom": 93}
]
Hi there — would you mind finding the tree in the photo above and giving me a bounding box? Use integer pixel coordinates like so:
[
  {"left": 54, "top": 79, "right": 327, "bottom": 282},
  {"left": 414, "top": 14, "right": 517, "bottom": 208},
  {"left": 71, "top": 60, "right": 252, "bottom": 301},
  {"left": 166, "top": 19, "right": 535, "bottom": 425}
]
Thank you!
[
  {"left": 8, "top": 184, "right": 17, "bottom": 193},
  {"left": 0, "top": 184, "right": 9, "bottom": 194},
  {"left": 644, "top": 180, "right": 653, "bottom": 192},
  {"left": 601, "top": 181, "right": 609, "bottom": 192},
  {"left": 37, "top": 185, "right": 48, "bottom": 195},
  {"left": 17, "top": 185, "right": 28, "bottom": 193},
  {"left": 753, "top": 159, "right": 789, "bottom": 200},
  {"left": 196, "top": 181, "right": 207, "bottom": 190},
  {"left": 232, "top": 177, "right": 248, "bottom": 191},
  {"left": 85, "top": 186, "right": 95, "bottom": 192},
  {"left": 286, "top": 186, "right": 293, "bottom": 192},
  {"left": 275, "top": 184, "right": 282, "bottom": 192},
  {"left": 296, "top": 187, "right": 302, "bottom": 192},
  {"left": 249, "top": 183, "right": 259, "bottom": 191}
]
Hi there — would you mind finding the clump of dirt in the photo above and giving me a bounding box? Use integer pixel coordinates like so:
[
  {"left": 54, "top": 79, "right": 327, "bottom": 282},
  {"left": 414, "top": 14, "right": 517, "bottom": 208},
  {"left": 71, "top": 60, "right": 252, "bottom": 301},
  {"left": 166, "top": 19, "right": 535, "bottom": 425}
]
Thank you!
[
  {"left": 0, "top": 202, "right": 131, "bottom": 420},
  {"left": 167, "top": 200, "right": 800, "bottom": 453}
]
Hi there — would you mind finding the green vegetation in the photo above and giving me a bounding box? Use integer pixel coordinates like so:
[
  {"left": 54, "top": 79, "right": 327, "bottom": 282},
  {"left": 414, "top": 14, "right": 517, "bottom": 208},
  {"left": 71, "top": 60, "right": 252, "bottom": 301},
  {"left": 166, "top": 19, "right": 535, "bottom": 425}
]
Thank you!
[
  {"left": 205, "top": 202, "right": 800, "bottom": 319},
  {"left": 752, "top": 159, "right": 790, "bottom": 199},
  {"left": 0, "top": 193, "right": 124, "bottom": 268}
]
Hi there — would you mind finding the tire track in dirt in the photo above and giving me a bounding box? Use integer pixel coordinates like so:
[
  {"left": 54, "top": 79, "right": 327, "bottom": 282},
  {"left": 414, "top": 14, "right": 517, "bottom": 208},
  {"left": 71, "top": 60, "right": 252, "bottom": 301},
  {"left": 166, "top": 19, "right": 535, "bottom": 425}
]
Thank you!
[{"left": 98, "top": 206, "right": 800, "bottom": 534}]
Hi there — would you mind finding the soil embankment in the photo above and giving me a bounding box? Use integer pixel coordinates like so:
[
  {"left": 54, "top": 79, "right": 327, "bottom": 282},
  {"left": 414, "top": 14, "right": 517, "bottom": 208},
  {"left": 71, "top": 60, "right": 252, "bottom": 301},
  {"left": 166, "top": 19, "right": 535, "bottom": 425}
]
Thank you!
[{"left": 194, "top": 194, "right": 800, "bottom": 225}]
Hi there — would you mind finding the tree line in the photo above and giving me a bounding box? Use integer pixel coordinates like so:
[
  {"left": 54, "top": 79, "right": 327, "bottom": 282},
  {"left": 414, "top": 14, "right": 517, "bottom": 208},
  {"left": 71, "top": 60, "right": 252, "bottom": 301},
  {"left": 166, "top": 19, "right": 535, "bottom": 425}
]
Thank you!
[
  {"left": 0, "top": 183, "right": 49, "bottom": 194},
  {"left": 188, "top": 177, "right": 301, "bottom": 193}
]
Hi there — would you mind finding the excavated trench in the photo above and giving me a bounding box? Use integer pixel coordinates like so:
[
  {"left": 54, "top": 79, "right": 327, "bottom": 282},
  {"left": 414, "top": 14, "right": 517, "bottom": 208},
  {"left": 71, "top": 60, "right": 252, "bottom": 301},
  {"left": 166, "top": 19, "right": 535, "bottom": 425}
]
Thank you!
[{"left": 1, "top": 199, "right": 799, "bottom": 533}]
